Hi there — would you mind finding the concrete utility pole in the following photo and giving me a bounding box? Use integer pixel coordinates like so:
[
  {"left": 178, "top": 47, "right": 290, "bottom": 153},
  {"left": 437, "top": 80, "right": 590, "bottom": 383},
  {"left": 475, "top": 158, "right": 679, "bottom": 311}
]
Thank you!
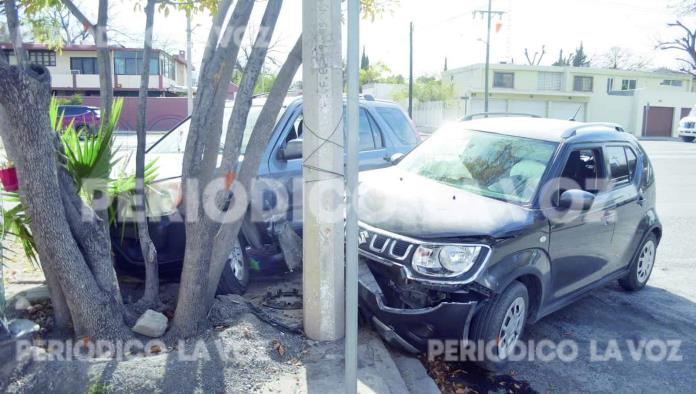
[
  {"left": 408, "top": 21, "right": 414, "bottom": 118},
  {"left": 302, "top": 0, "right": 345, "bottom": 341},
  {"left": 186, "top": 13, "right": 194, "bottom": 116},
  {"left": 474, "top": 0, "right": 504, "bottom": 113}
]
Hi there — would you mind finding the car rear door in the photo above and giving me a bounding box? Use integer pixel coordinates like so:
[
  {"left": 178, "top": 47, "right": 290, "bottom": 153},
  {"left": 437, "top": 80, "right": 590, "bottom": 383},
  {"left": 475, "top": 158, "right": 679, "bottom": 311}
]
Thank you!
[{"left": 603, "top": 144, "right": 644, "bottom": 272}]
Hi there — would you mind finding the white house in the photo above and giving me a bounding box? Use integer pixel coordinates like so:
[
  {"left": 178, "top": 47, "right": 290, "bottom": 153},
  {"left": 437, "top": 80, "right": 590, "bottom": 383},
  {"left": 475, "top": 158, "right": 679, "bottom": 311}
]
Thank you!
[
  {"left": 442, "top": 63, "right": 696, "bottom": 138},
  {"left": 1, "top": 43, "right": 189, "bottom": 97}
]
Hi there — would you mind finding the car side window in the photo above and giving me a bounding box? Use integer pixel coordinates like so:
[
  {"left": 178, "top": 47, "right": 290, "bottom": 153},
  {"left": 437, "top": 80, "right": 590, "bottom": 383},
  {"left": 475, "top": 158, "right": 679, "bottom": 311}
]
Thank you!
[
  {"left": 345, "top": 109, "right": 384, "bottom": 151},
  {"left": 560, "top": 148, "right": 606, "bottom": 194},
  {"left": 625, "top": 147, "right": 637, "bottom": 181},
  {"left": 606, "top": 146, "right": 631, "bottom": 188},
  {"left": 285, "top": 113, "right": 303, "bottom": 144}
]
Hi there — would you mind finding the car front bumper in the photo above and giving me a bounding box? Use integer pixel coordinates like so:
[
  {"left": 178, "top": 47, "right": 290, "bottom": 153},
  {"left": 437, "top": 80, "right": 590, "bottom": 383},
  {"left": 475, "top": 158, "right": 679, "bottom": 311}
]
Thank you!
[
  {"left": 358, "top": 258, "right": 479, "bottom": 353},
  {"left": 679, "top": 127, "right": 696, "bottom": 136}
]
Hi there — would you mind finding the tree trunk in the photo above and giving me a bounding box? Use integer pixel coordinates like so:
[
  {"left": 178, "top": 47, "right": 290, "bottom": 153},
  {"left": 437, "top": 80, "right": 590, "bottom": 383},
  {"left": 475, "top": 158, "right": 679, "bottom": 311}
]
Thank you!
[
  {"left": 133, "top": 0, "right": 159, "bottom": 308},
  {"left": 3, "top": 0, "right": 26, "bottom": 65},
  {"left": 205, "top": 37, "right": 303, "bottom": 304},
  {"left": 0, "top": 63, "right": 131, "bottom": 341},
  {"left": 95, "top": 0, "right": 113, "bottom": 123},
  {"left": 172, "top": 0, "right": 255, "bottom": 338}
]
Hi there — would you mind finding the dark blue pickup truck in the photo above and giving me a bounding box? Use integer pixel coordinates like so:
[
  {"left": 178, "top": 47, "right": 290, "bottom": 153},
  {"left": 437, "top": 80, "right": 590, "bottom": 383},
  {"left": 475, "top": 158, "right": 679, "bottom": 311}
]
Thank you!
[{"left": 111, "top": 96, "right": 419, "bottom": 293}]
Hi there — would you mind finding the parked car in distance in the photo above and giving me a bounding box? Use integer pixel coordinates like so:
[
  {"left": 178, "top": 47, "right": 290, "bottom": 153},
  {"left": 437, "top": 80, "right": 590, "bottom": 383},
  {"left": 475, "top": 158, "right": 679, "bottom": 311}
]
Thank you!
[
  {"left": 110, "top": 96, "right": 420, "bottom": 294},
  {"left": 678, "top": 105, "right": 696, "bottom": 142},
  {"left": 357, "top": 115, "right": 661, "bottom": 370},
  {"left": 57, "top": 105, "right": 101, "bottom": 135}
]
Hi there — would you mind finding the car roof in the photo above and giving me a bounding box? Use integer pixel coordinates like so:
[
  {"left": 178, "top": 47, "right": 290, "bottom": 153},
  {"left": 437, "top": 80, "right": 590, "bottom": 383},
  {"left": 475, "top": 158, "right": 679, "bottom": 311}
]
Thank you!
[{"left": 459, "top": 117, "right": 634, "bottom": 143}]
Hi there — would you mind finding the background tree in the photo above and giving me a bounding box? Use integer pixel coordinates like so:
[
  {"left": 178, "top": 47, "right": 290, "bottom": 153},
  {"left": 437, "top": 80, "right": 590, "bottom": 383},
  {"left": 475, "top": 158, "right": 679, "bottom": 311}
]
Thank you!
[
  {"left": 393, "top": 75, "right": 454, "bottom": 102},
  {"left": 657, "top": 21, "right": 696, "bottom": 76},
  {"left": 571, "top": 42, "right": 590, "bottom": 67},
  {"left": 552, "top": 49, "right": 570, "bottom": 66},
  {"left": 592, "top": 46, "right": 651, "bottom": 70},
  {"left": 360, "top": 45, "right": 369, "bottom": 70},
  {"left": 443, "top": 56, "right": 447, "bottom": 71}
]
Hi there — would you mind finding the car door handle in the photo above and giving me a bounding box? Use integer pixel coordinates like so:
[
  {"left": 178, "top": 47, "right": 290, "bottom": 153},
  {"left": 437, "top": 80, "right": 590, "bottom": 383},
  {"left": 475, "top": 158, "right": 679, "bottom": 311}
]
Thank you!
[{"left": 637, "top": 190, "right": 645, "bottom": 206}]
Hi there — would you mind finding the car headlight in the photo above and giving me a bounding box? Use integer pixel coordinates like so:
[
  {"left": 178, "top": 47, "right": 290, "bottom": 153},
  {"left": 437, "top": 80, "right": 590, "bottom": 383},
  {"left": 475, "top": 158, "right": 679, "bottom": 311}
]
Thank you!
[{"left": 412, "top": 244, "right": 483, "bottom": 276}]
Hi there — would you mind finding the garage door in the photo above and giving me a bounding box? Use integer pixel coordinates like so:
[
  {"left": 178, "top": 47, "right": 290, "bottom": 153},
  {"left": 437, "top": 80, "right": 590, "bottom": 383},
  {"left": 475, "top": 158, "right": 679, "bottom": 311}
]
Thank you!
[
  {"left": 469, "top": 99, "right": 507, "bottom": 115},
  {"left": 549, "top": 102, "right": 586, "bottom": 121},
  {"left": 643, "top": 106, "right": 674, "bottom": 137},
  {"left": 508, "top": 100, "right": 546, "bottom": 117}
]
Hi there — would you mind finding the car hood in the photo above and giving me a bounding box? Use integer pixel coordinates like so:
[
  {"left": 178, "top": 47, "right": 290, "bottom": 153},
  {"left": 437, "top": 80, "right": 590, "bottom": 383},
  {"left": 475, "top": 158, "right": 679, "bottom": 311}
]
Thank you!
[{"left": 358, "top": 166, "right": 537, "bottom": 240}]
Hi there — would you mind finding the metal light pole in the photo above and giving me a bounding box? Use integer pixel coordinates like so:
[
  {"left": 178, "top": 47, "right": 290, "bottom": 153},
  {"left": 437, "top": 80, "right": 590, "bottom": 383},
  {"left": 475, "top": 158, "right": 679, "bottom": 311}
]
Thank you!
[
  {"left": 186, "top": 12, "right": 193, "bottom": 116},
  {"left": 408, "top": 21, "right": 414, "bottom": 118},
  {"left": 484, "top": 0, "right": 491, "bottom": 113},
  {"left": 345, "top": 1, "right": 360, "bottom": 392},
  {"left": 474, "top": 1, "right": 504, "bottom": 114}
]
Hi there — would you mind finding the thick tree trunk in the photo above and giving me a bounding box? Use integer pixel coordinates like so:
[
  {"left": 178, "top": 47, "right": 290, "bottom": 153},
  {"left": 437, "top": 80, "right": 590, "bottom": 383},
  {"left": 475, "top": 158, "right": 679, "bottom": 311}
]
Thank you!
[
  {"left": 134, "top": 0, "right": 160, "bottom": 308},
  {"left": 172, "top": 0, "right": 254, "bottom": 338},
  {"left": 205, "top": 37, "right": 303, "bottom": 304},
  {"left": 3, "top": 0, "right": 72, "bottom": 334},
  {"left": 0, "top": 63, "right": 131, "bottom": 341}
]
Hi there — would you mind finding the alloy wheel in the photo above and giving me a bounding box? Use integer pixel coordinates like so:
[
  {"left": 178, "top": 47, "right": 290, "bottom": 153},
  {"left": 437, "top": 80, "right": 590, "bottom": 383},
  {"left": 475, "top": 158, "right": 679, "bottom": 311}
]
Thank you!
[
  {"left": 497, "top": 296, "right": 526, "bottom": 360},
  {"left": 636, "top": 240, "right": 656, "bottom": 284}
]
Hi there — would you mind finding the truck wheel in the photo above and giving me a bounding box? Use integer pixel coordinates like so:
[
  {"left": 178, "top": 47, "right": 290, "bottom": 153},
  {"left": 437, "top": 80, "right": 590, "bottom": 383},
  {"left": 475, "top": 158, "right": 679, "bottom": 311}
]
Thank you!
[
  {"left": 619, "top": 234, "right": 657, "bottom": 291},
  {"left": 217, "top": 236, "right": 250, "bottom": 295},
  {"left": 469, "top": 281, "right": 528, "bottom": 371},
  {"left": 680, "top": 136, "right": 695, "bottom": 143}
]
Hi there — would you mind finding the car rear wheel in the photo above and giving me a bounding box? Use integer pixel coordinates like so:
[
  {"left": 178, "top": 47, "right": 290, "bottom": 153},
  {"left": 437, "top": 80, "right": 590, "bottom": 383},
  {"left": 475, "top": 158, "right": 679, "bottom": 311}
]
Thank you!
[
  {"left": 469, "top": 280, "right": 528, "bottom": 371},
  {"left": 217, "top": 236, "right": 250, "bottom": 295},
  {"left": 619, "top": 233, "right": 657, "bottom": 291},
  {"left": 680, "top": 135, "right": 695, "bottom": 143}
]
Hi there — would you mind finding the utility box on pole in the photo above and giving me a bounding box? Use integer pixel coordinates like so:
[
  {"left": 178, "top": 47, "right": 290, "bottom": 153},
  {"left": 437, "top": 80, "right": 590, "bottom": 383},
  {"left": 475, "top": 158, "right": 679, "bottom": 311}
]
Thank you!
[{"left": 302, "top": 0, "right": 345, "bottom": 341}]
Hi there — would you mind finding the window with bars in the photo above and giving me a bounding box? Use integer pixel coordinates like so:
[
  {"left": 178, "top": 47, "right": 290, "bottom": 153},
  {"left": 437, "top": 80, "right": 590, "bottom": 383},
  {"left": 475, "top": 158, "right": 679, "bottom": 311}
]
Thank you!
[
  {"left": 70, "top": 57, "right": 99, "bottom": 74},
  {"left": 537, "top": 72, "right": 562, "bottom": 91},
  {"left": 493, "top": 72, "right": 514, "bottom": 88},
  {"left": 573, "top": 76, "right": 593, "bottom": 92},
  {"left": 28, "top": 50, "right": 56, "bottom": 66}
]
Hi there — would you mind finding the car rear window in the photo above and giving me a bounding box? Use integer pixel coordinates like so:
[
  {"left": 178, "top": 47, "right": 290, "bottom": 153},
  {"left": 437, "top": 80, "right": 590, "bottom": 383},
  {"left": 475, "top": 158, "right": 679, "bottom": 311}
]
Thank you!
[{"left": 374, "top": 106, "right": 418, "bottom": 145}]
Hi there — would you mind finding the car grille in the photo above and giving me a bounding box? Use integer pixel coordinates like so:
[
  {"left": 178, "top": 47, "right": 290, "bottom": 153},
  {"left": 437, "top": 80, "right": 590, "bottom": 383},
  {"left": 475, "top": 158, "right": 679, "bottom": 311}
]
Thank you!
[
  {"left": 684, "top": 121, "right": 695, "bottom": 129},
  {"left": 358, "top": 225, "right": 415, "bottom": 261}
]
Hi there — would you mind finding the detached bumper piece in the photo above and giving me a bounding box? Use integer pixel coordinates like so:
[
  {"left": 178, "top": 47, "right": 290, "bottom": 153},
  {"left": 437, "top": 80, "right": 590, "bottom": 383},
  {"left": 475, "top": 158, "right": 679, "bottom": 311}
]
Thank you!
[{"left": 358, "top": 259, "right": 478, "bottom": 353}]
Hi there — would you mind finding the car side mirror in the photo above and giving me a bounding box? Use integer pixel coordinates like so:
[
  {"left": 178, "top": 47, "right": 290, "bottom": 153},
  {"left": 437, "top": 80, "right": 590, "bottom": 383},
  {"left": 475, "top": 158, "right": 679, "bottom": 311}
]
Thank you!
[
  {"left": 279, "top": 138, "right": 303, "bottom": 161},
  {"left": 384, "top": 152, "right": 404, "bottom": 164},
  {"left": 559, "top": 189, "right": 595, "bottom": 211}
]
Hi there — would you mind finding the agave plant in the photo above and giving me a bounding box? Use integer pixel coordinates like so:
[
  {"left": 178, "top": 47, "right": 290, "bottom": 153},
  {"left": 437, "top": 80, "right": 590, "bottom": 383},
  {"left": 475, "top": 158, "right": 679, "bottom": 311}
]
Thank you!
[
  {"left": 1, "top": 98, "right": 159, "bottom": 266},
  {"left": 53, "top": 97, "right": 124, "bottom": 200},
  {"left": 0, "top": 192, "right": 39, "bottom": 268}
]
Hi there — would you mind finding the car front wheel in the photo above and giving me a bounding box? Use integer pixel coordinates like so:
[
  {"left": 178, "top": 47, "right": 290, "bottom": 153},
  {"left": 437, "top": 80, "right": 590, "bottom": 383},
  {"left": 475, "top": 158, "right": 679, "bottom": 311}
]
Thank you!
[
  {"left": 469, "top": 280, "right": 529, "bottom": 371},
  {"left": 680, "top": 135, "right": 695, "bottom": 143},
  {"left": 619, "top": 233, "right": 657, "bottom": 291},
  {"left": 217, "top": 236, "right": 250, "bottom": 295}
]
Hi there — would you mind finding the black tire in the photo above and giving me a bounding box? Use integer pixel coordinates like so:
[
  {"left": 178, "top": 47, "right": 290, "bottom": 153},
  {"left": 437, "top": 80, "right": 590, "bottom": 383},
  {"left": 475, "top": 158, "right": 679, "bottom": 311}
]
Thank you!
[
  {"left": 469, "top": 281, "right": 529, "bottom": 371},
  {"left": 217, "top": 235, "right": 251, "bottom": 295},
  {"left": 680, "top": 136, "right": 695, "bottom": 143},
  {"left": 619, "top": 233, "right": 657, "bottom": 291}
]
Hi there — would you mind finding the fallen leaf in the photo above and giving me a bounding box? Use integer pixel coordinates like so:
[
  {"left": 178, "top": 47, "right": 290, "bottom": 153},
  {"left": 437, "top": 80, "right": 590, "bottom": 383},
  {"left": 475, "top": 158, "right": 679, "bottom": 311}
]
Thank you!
[
  {"left": 272, "top": 340, "right": 286, "bottom": 357},
  {"left": 150, "top": 345, "right": 161, "bottom": 354}
]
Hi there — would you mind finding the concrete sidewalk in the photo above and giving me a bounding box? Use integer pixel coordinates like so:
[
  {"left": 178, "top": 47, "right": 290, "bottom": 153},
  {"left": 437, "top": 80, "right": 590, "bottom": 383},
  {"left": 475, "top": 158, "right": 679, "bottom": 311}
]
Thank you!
[{"left": 260, "top": 328, "right": 438, "bottom": 394}]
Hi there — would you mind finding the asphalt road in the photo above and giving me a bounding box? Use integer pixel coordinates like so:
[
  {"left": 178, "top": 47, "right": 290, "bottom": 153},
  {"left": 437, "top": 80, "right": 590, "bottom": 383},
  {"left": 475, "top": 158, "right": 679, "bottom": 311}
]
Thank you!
[{"left": 475, "top": 140, "right": 696, "bottom": 393}]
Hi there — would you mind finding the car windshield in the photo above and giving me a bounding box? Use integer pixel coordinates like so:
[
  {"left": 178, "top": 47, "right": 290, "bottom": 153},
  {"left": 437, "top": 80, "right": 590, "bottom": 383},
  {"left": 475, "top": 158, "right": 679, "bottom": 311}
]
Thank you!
[
  {"left": 398, "top": 125, "right": 557, "bottom": 204},
  {"left": 148, "top": 106, "right": 263, "bottom": 154}
]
